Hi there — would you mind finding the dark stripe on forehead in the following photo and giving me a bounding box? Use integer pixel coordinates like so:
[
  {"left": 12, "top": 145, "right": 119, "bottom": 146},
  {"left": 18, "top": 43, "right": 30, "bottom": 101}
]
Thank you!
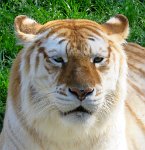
[
  {"left": 46, "top": 29, "right": 57, "bottom": 38},
  {"left": 43, "top": 23, "right": 103, "bottom": 40},
  {"left": 46, "top": 26, "right": 71, "bottom": 39},
  {"left": 58, "top": 39, "right": 66, "bottom": 44},
  {"left": 38, "top": 19, "right": 103, "bottom": 33},
  {"left": 81, "top": 27, "right": 102, "bottom": 37},
  {"left": 49, "top": 27, "right": 101, "bottom": 41}
]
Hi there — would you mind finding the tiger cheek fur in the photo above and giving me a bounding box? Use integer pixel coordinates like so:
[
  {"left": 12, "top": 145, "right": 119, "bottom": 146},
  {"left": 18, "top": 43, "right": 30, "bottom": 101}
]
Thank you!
[{"left": 0, "top": 14, "right": 145, "bottom": 150}]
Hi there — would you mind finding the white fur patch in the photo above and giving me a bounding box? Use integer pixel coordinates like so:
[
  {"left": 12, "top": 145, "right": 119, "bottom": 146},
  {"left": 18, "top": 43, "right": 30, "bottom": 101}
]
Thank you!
[
  {"left": 87, "top": 35, "right": 109, "bottom": 65},
  {"left": 42, "top": 34, "right": 68, "bottom": 64},
  {"left": 107, "top": 17, "right": 121, "bottom": 24},
  {"left": 23, "top": 18, "right": 36, "bottom": 25}
]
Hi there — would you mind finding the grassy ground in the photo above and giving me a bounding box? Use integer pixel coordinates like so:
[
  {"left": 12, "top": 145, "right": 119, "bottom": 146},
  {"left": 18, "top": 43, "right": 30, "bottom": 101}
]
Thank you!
[{"left": 0, "top": 0, "right": 145, "bottom": 131}]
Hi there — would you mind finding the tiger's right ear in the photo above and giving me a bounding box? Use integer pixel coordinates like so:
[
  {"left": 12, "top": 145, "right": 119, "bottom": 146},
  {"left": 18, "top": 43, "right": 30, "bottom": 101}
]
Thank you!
[{"left": 14, "top": 15, "right": 42, "bottom": 43}]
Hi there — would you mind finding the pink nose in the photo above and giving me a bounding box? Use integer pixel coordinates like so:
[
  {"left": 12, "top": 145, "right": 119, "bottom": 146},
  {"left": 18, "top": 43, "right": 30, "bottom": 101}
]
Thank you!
[{"left": 69, "top": 87, "right": 94, "bottom": 101}]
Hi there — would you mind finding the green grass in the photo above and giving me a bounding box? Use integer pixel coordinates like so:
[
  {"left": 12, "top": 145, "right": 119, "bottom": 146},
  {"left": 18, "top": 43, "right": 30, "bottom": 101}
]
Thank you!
[{"left": 0, "top": 0, "right": 145, "bottom": 131}]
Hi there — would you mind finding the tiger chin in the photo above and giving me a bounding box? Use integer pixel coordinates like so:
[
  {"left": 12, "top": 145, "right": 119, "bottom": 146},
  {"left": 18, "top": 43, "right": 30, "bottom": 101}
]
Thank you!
[{"left": 0, "top": 14, "right": 141, "bottom": 150}]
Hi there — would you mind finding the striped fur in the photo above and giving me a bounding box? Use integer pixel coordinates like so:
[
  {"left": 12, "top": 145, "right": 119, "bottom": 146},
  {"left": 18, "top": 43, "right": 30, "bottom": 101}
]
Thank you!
[
  {"left": 0, "top": 15, "right": 144, "bottom": 150},
  {"left": 124, "top": 43, "right": 145, "bottom": 150}
]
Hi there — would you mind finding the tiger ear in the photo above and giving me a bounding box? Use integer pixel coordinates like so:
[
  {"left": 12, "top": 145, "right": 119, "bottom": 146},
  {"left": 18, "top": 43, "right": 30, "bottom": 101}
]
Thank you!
[
  {"left": 14, "top": 15, "right": 42, "bottom": 43},
  {"left": 102, "top": 14, "right": 129, "bottom": 43}
]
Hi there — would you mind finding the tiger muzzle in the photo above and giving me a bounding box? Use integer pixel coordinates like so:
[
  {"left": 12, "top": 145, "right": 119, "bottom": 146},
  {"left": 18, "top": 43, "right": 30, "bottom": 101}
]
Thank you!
[{"left": 69, "top": 87, "right": 94, "bottom": 101}]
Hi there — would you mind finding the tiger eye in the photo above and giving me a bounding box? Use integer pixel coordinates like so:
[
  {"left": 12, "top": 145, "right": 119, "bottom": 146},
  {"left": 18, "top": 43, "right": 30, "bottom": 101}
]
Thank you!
[
  {"left": 93, "top": 57, "right": 104, "bottom": 63},
  {"left": 54, "top": 57, "right": 64, "bottom": 63}
]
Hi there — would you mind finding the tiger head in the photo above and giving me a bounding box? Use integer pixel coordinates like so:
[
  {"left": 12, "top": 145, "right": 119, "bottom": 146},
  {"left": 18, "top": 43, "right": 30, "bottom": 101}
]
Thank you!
[{"left": 12, "top": 15, "right": 129, "bottom": 132}]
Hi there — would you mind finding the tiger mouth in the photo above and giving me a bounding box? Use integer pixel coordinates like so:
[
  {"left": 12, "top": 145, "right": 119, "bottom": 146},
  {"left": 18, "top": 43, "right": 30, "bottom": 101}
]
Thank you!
[{"left": 62, "top": 106, "right": 92, "bottom": 116}]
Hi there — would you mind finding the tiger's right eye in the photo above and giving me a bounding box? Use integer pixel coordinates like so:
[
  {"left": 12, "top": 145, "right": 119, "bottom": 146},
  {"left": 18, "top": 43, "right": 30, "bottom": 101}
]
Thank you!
[{"left": 53, "top": 57, "right": 64, "bottom": 64}]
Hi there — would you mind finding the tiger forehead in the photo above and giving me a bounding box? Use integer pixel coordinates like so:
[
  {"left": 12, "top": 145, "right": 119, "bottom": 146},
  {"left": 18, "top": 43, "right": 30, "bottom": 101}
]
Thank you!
[
  {"left": 66, "top": 30, "right": 91, "bottom": 56},
  {"left": 47, "top": 29, "right": 106, "bottom": 56},
  {"left": 38, "top": 20, "right": 109, "bottom": 58},
  {"left": 39, "top": 19, "right": 103, "bottom": 42},
  {"left": 38, "top": 19, "right": 103, "bottom": 34}
]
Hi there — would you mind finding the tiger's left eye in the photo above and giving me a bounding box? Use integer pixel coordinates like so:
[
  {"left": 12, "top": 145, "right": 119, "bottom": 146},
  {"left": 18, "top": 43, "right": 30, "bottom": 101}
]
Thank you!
[
  {"left": 93, "top": 57, "right": 104, "bottom": 63},
  {"left": 53, "top": 57, "right": 64, "bottom": 63}
]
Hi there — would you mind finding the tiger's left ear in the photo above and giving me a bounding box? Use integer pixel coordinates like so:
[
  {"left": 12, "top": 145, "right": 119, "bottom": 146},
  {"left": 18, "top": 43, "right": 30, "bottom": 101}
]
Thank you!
[
  {"left": 102, "top": 14, "right": 129, "bottom": 43},
  {"left": 14, "top": 15, "right": 42, "bottom": 43}
]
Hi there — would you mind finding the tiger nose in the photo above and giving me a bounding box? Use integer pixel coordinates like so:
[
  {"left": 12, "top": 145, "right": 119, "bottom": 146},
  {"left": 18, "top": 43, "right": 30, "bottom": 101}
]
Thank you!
[{"left": 69, "top": 87, "right": 94, "bottom": 101}]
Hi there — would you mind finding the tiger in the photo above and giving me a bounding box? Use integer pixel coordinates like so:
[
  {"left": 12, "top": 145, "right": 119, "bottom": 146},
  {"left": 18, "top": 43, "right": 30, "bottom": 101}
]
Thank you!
[{"left": 0, "top": 14, "right": 145, "bottom": 150}]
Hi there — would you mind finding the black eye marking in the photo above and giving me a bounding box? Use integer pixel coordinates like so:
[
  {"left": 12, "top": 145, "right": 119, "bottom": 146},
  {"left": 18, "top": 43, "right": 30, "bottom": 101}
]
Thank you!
[
  {"left": 93, "top": 57, "right": 104, "bottom": 63},
  {"left": 58, "top": 39, "right": 66, "bottom": 44},
  {"left": 53, "top": 57, "right": 64, "bottom": 63}
]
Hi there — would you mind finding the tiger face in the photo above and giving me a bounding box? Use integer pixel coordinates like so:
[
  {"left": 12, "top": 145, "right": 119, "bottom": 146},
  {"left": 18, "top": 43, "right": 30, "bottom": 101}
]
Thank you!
[{"left": 13, "top": 15, "right": 129, "bottom": 129}]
